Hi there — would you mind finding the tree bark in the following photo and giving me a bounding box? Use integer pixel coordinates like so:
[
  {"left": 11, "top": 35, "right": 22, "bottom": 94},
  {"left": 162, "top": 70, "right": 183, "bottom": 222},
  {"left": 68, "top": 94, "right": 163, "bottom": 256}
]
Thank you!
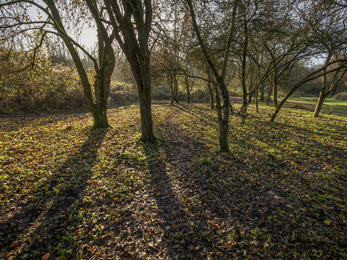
[
  {"left": 128, "top": 53, "right": 156, "bottom": 142},
  {"left": 313, "top": 53, "right": 332, "bottom": 117},
  {"left": 260, "top": 83, "right": 265, "bottom": 101},
  {"left": 105, "top": 0, "right": 155, "bottom": 142},
  {"left": 266, "top": 84, "right": 272, "bottom": 105},
  {"left": 273, "top": 73, "right": 278, "bottom": 108},
  {"left": 185, "top": 75, "right": 191, "bottom": 103},
  {"left": 172, "top": 75, "right": 179, "bottom": 104},
  {"left": 208, "top": 81, "right": 214, "bottom": 109},
  {"left": 205, "top": 61, "right": 215, "bottom": 109},
  {"left": 255, "top": 89, "right": 259, "bottom": 113},
  {"left": 186, "top": 0, "right": 239, "bottom": 152},
  {"left": 313, "top": 65, "right": 346, "bottom": 117},
  {"left": 168, "top": 74, "right": 179, "bottom": 105},
  {"left": 241, "top": 12, "right": 248, "bottom": 117}
]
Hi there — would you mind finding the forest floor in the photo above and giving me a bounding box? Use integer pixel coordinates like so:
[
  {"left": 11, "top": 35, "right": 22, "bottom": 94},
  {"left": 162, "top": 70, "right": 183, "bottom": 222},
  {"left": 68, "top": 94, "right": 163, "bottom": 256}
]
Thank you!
[{"left": 0, "top": 99, "right": 347, "bottom": 259}]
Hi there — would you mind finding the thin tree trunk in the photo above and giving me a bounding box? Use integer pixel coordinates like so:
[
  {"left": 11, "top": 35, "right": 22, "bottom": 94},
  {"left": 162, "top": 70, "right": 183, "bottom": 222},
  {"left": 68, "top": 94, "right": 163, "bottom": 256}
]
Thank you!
[
  {"left": 187, "top": 0, "right": 239, "bottom": 153},
  {"left": 47, "top": 0, "right": 115, "bottom": 129},
  {"left": 313, "top": 65, "right": 346, "bottom": 117},
  {"left": 313, "top": 94, "right": 325, "bottom": 117},
  {"left": 255, "top": 89, "right": 259, "bottom": 113},
  {"left": 313, "top": 78, "right": 328, "bottom": 118},
  {"left": 213, "top": 82, "right": 228, "bottom": 152},
  {"left": 260, "top": 83, "right": 265, "bottom": 101},
  {"left": 273, "top": 73, "right": 278, "bottom": 108},
  {"left": 266, "top": 84, "right": 272, "bottom": 105},
  {"left": 208, "top": 81, "right": 214, "bottom": 109},
  {"left": 167, "top": 75, "right": 174, "bottom": 105},
  {"left": 173, "top": 75, "right": 179, "bottom": 104},
  {"left": 270, "top": 60, "right": 347, "bottom": 122},
  {"left": 205, "top": 61, "right": 215, "bottom": 109},
  {"left": 185, "top": 75, "right": 191, "bottom": 103},
  {"left": 313, "top": 54, "right": 332, "bottom": 117},
  {"left": 241, "top": 12, "right": 248, "bottom": 117}
]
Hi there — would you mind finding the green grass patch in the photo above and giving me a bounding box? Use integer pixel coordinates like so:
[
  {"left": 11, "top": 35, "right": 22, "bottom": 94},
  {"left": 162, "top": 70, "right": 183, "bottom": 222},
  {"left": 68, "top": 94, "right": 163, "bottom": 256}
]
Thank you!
[{"left": 288, "top": 96, "right": 347, "bottom": 116}]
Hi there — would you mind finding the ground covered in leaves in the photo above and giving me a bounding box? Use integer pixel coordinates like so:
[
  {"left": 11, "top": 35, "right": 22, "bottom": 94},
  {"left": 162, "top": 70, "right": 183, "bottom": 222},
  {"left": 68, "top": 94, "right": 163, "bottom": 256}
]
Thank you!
[{"left": 1, "top": 100, "right": 347, "bottom": 259}]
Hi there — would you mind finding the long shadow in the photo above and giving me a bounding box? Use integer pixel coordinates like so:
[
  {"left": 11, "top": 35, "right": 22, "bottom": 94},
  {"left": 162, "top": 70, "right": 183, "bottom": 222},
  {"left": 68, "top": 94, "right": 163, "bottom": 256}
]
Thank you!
[
  {"left": 141, "top": 141, "right": 194, "bottom": 258},
  {"left": 140, "top": 109, "right": 240, "bottom": 259},
  {"left": 146, "top": 104, "right": 347, "bottom": 259},
  {"left": 0, "top": 112, "right": 90, "bottom": 133},
  {"left": 0, "top": 128, "right": 108, "bottom": 258}
]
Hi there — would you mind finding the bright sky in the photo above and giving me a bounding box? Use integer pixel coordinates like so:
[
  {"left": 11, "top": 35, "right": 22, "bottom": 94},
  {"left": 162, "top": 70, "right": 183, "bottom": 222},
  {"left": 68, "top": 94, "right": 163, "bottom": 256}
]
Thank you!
[
  {"left": 78, "top": 27, "right": 97, "bottom": 49},
  {"left": 28, "top": 2, "right": 97, "bottom": 50}
]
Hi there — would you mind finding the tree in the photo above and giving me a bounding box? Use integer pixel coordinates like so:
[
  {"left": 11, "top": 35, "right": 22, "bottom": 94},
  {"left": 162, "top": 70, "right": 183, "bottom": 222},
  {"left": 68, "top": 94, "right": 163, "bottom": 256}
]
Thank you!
[
  {"left": 0, "top": 0, "right": 115, "bottom": 128},
  {"left": 305, "top": 1, "right": 347, "bottom": 117},
  {"left": 185, "top": 0, "right": 240, "bottom": 152},
  {"left": 103, "top": 0, "right": 155, "bottom": 142},
  {"left": 270, "top": 58, "right": 347, "bottom": 121}
]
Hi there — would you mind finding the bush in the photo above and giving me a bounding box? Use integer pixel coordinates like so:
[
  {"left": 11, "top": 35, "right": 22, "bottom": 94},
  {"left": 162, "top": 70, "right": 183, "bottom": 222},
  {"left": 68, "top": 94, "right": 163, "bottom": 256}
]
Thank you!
[
  {"left": 333, "top": 92, "right": 347, "bottom": 101},
  {"left": 0, "top": 50, "right": 88, "bottom": 113}
]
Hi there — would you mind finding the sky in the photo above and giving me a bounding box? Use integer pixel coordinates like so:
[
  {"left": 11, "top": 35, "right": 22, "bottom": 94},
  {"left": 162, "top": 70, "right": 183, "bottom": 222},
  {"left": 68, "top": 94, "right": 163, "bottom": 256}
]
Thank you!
[{"left": 28, "top": 2, "right": 97, "bottom": 50}]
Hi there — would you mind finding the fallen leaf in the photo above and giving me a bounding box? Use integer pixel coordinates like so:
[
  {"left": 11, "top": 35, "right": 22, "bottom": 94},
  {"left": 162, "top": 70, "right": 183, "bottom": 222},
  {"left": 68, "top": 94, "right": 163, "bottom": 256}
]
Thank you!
[
  {"left": 41, "top": 253, "right": 51, "bottom": 260},
  {"left": 324, "top": 219, "right": 332, "bottom": 226}
]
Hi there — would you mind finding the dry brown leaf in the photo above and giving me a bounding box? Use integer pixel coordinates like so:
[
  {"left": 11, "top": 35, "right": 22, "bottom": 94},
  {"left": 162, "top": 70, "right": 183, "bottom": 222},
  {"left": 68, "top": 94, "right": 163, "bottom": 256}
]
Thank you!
[{"left": 41, "top": 253, "right": 50, "bottom": 260}]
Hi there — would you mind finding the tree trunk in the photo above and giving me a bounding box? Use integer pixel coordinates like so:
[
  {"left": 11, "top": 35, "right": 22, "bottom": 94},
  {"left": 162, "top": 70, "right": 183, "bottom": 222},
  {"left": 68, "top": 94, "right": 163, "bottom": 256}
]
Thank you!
[
  {"left": 205, "top": 61, "right": 215, "bottom": 109},
  {"left": 91, "top": 70, "right": 111, "bottom": 129},
  {"left": 105, "top": 0, "right": 155, "bottom": 143},
  {"left": 313, "top": 72, "right": 327, "bottom": 117},
  {"left": 185, "top": 75, "right": 191, "bottom": 103},
  {"left": 137, "top": 61, "right": 155, "bottom": 142},
  {"left": 213, "top": 83, "right": 229, "bottom": 152},
  {"left": 168, "top": 74, "right": 179, "bottom": 105},
  {"left": 266, "top": 84, "right": 272, "bottom": 105},
  {"left": 313, "top": 93, "right": 325, "bottom": 117},
  {"left": 260, "top": 83, "right": 265, "bottom": 101},
  {"left": 215, "top": 78, "right": 230, "bottom": 152},
  {"left": 127, "top": 52, "right": 155, "bottom": 142},
  {"left": 92, "top": 107, "right": 109, "bottom": 128},
  {"left": 167, "top": 75, "right": 174, "bottom": 105},
  {"left": 208, "top": 81, "right": 214, "bottom": 109},
  {"left": 313, "top": 53, "right": 332, "bottom": 117},
  {"left": 255, "top": 89, "right": 259, "bottom": 113},
  {"left": 173, "top": 75, "right": 179, "bottom": 104},
  {"left": 273, "top": 74, "right": 278, "bottom": 108},
  {"left": 47, "top": 0, "right": 115, "bottom": 129},
  {"left": 187, "top": 0, "right": 237, "bottom": 153},
  {"left": 313, "top": 65, "right": 346, "bottom": 117}
]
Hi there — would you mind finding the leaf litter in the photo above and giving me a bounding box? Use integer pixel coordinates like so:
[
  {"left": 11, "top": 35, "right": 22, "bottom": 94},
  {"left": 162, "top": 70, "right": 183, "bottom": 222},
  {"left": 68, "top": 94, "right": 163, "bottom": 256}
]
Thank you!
[{"left": 0, "top": 102, "right": 346, "bottom": 259}]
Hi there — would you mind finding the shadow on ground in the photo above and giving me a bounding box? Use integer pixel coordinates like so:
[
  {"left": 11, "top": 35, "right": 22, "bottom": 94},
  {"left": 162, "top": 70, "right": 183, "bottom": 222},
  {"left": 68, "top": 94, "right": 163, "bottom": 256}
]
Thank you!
[{"left": 0, "top": 128, "right": 108, "bottom": 258}]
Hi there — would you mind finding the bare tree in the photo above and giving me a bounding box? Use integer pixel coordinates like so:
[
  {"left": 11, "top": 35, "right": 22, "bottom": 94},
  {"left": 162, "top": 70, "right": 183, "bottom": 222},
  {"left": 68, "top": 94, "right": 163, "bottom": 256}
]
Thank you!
[
  {"left": 305, "top": 1, "right": 347, "bottom": 117},
  {"left": 103, "top": 0, "right": 155, "bottom": 142},
  {"left": 270, "top": 58, "right": 347, "bottom": 121},
  {"left": 185, "top": 0, "right": 240, "bottom": 152},
  {"left": 0, "top": 0, "right": 115, "bottom": 128}
]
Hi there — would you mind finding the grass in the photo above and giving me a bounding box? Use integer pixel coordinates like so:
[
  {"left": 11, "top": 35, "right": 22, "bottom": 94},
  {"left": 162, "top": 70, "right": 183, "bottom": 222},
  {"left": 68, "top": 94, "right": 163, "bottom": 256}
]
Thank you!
[
  {"left": 0, "top": 98, "right": 346, "bottom": 259},
  {"left": 287, "top": 96, "right": 347, "bottom": 116}
]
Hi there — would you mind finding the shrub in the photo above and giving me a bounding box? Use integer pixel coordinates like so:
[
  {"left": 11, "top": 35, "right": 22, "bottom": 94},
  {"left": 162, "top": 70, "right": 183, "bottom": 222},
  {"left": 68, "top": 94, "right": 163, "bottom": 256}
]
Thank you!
[
  {"left": 0, "top": 50, "right": 88, "bottom": 113},
  {"left": 333, "top": 92, "right": 347, "bottom": 101}
]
